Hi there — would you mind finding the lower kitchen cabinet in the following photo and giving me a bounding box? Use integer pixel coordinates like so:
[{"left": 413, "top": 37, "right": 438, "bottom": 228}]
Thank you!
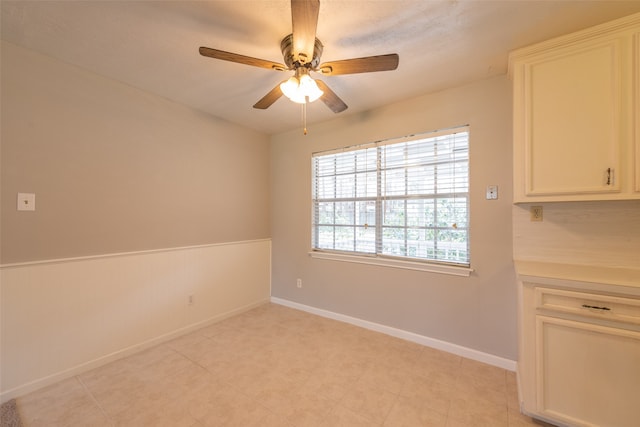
[{"left": 516, "top": 262, "right": 640, "bottom": 427}]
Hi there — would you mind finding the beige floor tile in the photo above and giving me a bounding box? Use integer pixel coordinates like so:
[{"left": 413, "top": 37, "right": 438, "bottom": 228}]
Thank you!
[
  {"left": 245, "top": 372, "right": 305, "bottom": 411},
  {"left": 338, "top": 380, "right": 399, "bottom": 424},
  {"left": 111, "top": 393, "right": 198, "bottom": 427},
  {"left": 413, "top": 347, "right": 462, "bottom": 384},
  {"left": 165, "top": 333, "right": 223, "bottom": 365},
  {"left": 156, "top": 364, "right": 216, "bottom": 401},
  {"left": 454, "top": 372, "right": 508, "bottom": 407},
  {"left": 281, "top": 389, "right": 338, "bottom": 427},
  {"left": 321, "top": 351, "right": 371, "bottom": 377},
  {"left": 271, "top": 363, "right": 315, "bottom": 385},
  {"left": 195, "top": 344, "right": 245, "bottom": 369},
  {"left": 419, "top": 345, "right": 462, "bottom": 364},
  {"left": 194, "top": 387, "right": 270, "bottom": 426},
  {"left": 254, "top": 410, "right": 296, "bottom": 427},
  {"left": 375, "top": 342, "right": 423, "bottom": 371},
  {"left": 506, "top": 371, "right": 521, "bottom": 410},
  {"left": 18, "top": 382, "right": 111, "bottom": 427},
  {"left": 12, "top": 304, "right": 523, "bottom": 427},
  {"left": 195, "top": 319, "right": 239, "bottom": 338},
  {"left": 78, "top": 376, "right": 145, "bottom": 418},
  {"left": 400, "top": 375, "right": 453, "bottom": 415},
  {"left": 507, "top": 408, "right": 553, "bottom": 426},
  {"left": 383, "top": 395, "right": 449, "bottom": 427},
  {"left": 55, "top": 403, "right": 112, "bottom": 427},
  {"left": 416, "top": 366, "right": 460, "bottom": 386},
  {"left": 123, "top": 345, "right": 188, "bottom": 372},
  {"left": 260, "top": 323, "right": 306, "bottom": 345},
  {"left": 207, "top": 327, "right": 269, "bottom": 350},
  {"left": 459, "top": 358, "right": 508, "bottom": 384},
  {"left": 303, "top": 370, "right": 354, "bottom": 402},
  {"left": 17, "top": 377, "right": 112, "bottom": 427},
  {"left": 323, "top": 405, "right": 382, "bottom": 427},
  {"left": 447, "top": 394, "right": 509, "bottom": 427},
  {"left": 18, "top": 377, "right": 85, "bottom": 414},
  {"left": 358, "top": 361, "right": 413, "bottom": 395},
  {"left": 180, "top": 378, "right": 237, "bottom": 421}
]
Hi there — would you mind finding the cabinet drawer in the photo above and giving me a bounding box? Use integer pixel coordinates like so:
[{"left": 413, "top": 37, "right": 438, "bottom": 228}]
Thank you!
[{"left": 534, "top": 287, "right": 640, "bottom": 325}]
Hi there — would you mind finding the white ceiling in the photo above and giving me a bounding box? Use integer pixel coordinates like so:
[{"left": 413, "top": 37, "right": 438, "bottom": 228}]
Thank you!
[{"left": 3, "top": 1, "right": 640, "bottom": 135}]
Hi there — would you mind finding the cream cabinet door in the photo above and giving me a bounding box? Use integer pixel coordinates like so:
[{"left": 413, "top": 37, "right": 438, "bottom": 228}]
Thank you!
[
  {"left": 520, "top": 39, "right": 622, "bottom": 198},
  {"left": 536, "top": 315, "right": 640, "bottom": 427}
]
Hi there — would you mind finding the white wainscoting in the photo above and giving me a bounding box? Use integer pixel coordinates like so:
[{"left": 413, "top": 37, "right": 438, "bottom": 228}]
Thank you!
[{"left": 0, "top": 239, "right": 271, "bottom": 403}]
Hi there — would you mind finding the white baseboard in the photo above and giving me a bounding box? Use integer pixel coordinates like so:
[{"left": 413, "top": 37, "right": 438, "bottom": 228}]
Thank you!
[{"left": 271, "top": 296, "right": 517, "bottom": 372}]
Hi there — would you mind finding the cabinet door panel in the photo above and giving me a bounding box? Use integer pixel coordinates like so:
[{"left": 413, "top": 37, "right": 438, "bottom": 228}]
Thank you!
[
  {"left": 536, "top": 316, "right": 640, "bottom": 427},
  {"left": 524, "top": 41, "right": 621, "bottom": 196}
]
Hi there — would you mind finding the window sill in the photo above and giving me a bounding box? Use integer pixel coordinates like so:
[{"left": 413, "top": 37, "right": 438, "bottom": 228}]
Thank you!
[{"left": 308, "top": 251, "right": 473, "bottom": 277}]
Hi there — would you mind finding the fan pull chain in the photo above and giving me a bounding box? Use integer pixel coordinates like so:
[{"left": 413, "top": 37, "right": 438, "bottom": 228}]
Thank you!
[{"left": 302, "top": 99, "right": 308, "bottom": 135}]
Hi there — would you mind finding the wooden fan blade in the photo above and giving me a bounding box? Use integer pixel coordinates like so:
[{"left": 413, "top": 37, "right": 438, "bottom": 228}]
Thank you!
[
  {"left": 315, "top": 80, "right": 348, "bottom": 113},
  {"left": 253, "top": 82, "right": 285, "bottom": 109},
  {"left": 317, "top": 54, "right": 399, "bottom": 75},
  {"left": 291, "top": 0, "right": 319, "bottom": 65},
  {"left": 199, "top": 47, "right": 286, "bottom": 71}
]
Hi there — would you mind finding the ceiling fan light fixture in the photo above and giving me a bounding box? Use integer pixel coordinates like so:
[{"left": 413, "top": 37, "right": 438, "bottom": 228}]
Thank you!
[
  {"left": 199, "top": 1, "right": 398, "bottom": 113},
  {"left": 280, "top": 76, "right": 300, "bottom": 99},
  {"left": 299, "top": 74, "right": 324, "bottom": 102},
  {"left": 280, "top": 71, "right": 323, "bottom": 104}
]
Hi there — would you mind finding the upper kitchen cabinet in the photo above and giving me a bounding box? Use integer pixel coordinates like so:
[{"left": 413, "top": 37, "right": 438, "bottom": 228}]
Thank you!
[{"left": 510, "top": 14, "right": 640, "bottom": 202}]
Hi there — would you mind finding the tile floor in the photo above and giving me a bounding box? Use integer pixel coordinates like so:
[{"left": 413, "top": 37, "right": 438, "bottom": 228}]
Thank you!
[{"left": 15, "top": 303, "right": 545, "bottom": 426}]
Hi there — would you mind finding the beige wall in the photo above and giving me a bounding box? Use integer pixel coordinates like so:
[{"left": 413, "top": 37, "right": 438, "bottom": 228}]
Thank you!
[
  {"left": 1, "top": 41, "right": 270, "bottom": 264},
  {"left": 270, "top": 75, "right": 518, "bottom": 360}
]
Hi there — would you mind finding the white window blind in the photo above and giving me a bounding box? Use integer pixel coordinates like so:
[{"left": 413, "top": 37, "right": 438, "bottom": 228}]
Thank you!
[{"left": 312, "top": 126, "right": 470, "bottom": 266}]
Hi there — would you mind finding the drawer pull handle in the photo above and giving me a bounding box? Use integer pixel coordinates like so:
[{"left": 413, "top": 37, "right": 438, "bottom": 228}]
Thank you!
[{"left": 582, "top": 304, "right": 611, "bottom": 311}]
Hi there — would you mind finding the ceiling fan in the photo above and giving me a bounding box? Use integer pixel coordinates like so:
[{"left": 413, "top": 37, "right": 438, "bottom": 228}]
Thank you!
[{"left": 199, "top": 0, "right": 399, "bottom": 114}]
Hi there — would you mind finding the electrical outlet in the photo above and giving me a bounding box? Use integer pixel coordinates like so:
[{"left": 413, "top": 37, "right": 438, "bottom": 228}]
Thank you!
[
  {"left": 530, "top": 206, "right": 543, "bottom": 222},
  {"left": 486, "top": 185, "right": 498, "bottom": 200},
  {"left": 296, "top": 279, "right": 302, "bottom": 288},
  {"left": 17, "top": 193, "right": 36, "bottom": 211}
]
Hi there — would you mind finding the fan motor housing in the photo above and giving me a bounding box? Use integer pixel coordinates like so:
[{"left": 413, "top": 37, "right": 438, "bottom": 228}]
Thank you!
[{"left": 280, "top": 34, "right": 323, "bottom": 69}]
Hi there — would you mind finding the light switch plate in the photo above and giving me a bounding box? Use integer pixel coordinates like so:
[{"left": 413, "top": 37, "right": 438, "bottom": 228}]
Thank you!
[
  {"left": 17, "top": 193, "right": 36, "bottom": 211},
  {"left": 486, "top": 185, "right": 498, "bottom": 200}
]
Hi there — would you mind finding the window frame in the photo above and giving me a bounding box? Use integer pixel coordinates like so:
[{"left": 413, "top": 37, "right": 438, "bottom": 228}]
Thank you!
[{"left": 310, "top": 126, "right": 472, "bottom": 276}]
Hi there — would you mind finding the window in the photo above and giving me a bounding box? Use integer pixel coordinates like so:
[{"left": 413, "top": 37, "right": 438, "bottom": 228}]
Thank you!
[{"left": 311, "top": 126, "right": 469, "bottom": 268}]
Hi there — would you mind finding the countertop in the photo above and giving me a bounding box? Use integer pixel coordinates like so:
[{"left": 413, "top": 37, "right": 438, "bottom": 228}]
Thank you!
[{"left": 514, "top": 260, "right": 640, "bottom": 289}]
